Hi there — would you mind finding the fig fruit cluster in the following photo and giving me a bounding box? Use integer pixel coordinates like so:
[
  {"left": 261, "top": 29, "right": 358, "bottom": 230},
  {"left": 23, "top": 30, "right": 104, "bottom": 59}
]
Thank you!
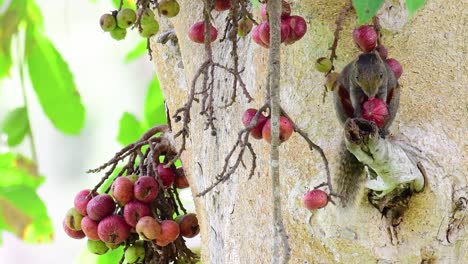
[
  {"left": 353, "top": 25, "right": 403, "bottom": 79},
  {"left": 242, "top": 108, "right": 294, "bottom": 143},
  {"left": 63, "top": 167, "right": 198, "bottom": 262},
  {"left": 253, "top": 1, "right": 307, "bottom": 48},
  {"left": 99, "top": 1, "right": 181, "bottom": 41}
]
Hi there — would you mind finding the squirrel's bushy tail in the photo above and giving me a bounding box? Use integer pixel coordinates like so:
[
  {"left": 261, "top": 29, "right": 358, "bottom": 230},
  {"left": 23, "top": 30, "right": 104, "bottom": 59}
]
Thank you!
[{"left": 335, "top": 140, "right": 366, "bottom": 208}]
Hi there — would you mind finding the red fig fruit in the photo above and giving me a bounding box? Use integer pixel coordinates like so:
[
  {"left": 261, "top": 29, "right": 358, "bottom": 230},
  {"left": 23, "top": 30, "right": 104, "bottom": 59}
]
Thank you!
[
  {"left": 262, "top": 116, "right": 294, "bottom": 143},
  {"left": 97, "top": 215, "right": 131, "bottom": 244},
  {"left": 174, "top": 168, "right": 190, "bottom": 189},
  {"left": 258, "top": 21, "right": 291, "bottom": 45},
  {"left": 303, "top": 189, "right": 329, "bottom": 210},
  {"left": 284, "top": 15, "right": 307, "bottom": 44},
  {"left": 188, "top": 21, "right": 218, "bottom": 44},
  {"left": 175, "top": 213, "right": 200, "bottom": 238},
  {"left": 252, "top": 25, "right": 268, "bottom": 48},
  {"left": 385, "top": 58, "right": 403, "bottom": 79},
  {"left": 123, "top": 200, "right": 152, "bottom": 227},
  {"left": 376, "top": 45, "right": 388, "bottom": 60},
  {"left": 362, "top": 98, "right": 389, "bottom": 128},
  {"left": 353, "top": 25, "right": 377, "bottom": 52},
  {"left": 111, "top": 176, "right": 134, "bottom": 205},
  {"left": 157, "top": 164, "right": 176, "bottom": 188},
  {"left": 242, "top": 108, "right": 268, "bottom": 139},
  {"left": 134, "top": 176, "right": 159, "bottom": 203},
  {"left": 214, "top": 0, "right": 230, "bottom": 11},
  {"left": 81, "top": 216, "right": 100, "bottom": 241},
  {"left": 155, "top": 220, "right": 179, "bottom": 246},
  {"left": 86, "top": 194, "right": 116, "bottom": 221},
  {"left": 74, "top": 189, "right": 96, "bottom": 216}
]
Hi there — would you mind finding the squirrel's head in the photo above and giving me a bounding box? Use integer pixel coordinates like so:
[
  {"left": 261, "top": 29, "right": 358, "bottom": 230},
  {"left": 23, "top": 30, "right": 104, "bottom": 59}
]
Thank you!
[{"left": 353, "top": 51, "right": 386, "bottom": 97}]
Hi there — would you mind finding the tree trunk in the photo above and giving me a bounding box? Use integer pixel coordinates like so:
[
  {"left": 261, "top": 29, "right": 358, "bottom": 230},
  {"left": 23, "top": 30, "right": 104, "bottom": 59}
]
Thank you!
[{"left": 150, "top": 0, "right": 467, "bottom": 262}]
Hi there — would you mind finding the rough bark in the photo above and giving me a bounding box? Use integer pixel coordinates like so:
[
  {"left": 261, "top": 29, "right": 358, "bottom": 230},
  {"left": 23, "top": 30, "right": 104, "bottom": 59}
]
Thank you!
[{"left": 150, "top": 0, "right": 468, "bottom": 262}]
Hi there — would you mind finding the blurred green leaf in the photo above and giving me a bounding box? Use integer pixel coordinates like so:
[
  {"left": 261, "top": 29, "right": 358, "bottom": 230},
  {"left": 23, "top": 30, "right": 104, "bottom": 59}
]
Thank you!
[
  {"left": 117, "top": 112, "right": 144, "bottom": 146},
  {"left": 406, "top": 0, "right": 426, "bottom": 15},
  {"left": 252, "top": 0, "right": 260, "bottom": 9},
  {"left": 112, "top": 0, "right": 136, "bottom": 9},
  {"left": 124, "top": 40, "right": 147, "bottom": 63},
  {"left": 1, "top": 107, "right": 29, "bottom": 146},
  {"left": 96, "top": 246, "right": 124, "bottom": 264},
  {"left": 25, "top": 0, "right": 44, "bottom": 26},
  {"left": 144, "top": 77, "right": 165, "bottom": 128},
  {"left": 98, "top": 167, "right": 121, "bottom": 194},
  {"left": 78, "top": 244, "right": 124, "bottom": 264},
  {"left": 0, "top": 185, "right": 53, "bottom": 244},
  {"left": 352, "top": 0, "right": 385, "bottom": 24},
  {"left": 25, "top": 24, "right": 86, "bottom": 134},
  {"left": 0, "top": 153, "right": 43, "bottom": 189},
  {"left": 0, "top": 2, "right": 26, "bottom": 80}
]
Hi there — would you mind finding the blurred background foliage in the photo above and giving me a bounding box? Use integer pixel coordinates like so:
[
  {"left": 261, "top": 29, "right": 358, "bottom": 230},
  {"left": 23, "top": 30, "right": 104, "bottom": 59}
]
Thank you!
[{"left": 0, "top": 0, "right": 184, "bottom": 262}]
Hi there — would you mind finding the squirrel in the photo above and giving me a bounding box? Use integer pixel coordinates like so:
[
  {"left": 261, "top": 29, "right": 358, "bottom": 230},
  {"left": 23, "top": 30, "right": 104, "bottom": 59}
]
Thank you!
[{"left": 332, "top": 51, "right": 400, "bottom": 207}]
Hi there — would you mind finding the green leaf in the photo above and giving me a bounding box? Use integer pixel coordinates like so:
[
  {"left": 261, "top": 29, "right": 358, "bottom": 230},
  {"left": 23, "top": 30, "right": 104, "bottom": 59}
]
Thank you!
[
  {"left": 1, "top": 107, "right": 29, "bottom": 146},
  {"left": 352, "top": 0, "right": 385, "bottom": 24},
  {"left": 96, "top": 246, "right": 124, "bottom": 264},
  {"left": 0, "top": 2, "right": 27, "bottom": 80},
  {"left": 98, "top": 167, "right": 120, "bottom": 194},
  {"left": 25, "top": 24, "right": 86, "bottom": 134},
  {"left": 112, "top": 0, "right": 136, "bottom": 9},
  {"left": 78, "top": 244, "right": 124, "bottom": 264},
  {"left": 0, "top": 153, "right": 43, "bottom": 189},
  {"left": 0, "top": 185, "right": 53, "bottom": 244},
  {"left": 406, "top": 0, "right": 426, "bottom": 15},
  {"left": 117, "top": 112, "right": 144, "bottom": 146},
  {"left": 143, "top": 77, "right": 166, "bottom": 128},
  {"left": 124, "top": 40, "right": 147, "bottom": 63}
]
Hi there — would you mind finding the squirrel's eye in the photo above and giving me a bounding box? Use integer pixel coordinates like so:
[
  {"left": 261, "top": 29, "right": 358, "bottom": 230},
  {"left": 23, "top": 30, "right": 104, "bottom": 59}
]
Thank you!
[{"left": 379, "top": 73, "right": 384, "bottom": 79}]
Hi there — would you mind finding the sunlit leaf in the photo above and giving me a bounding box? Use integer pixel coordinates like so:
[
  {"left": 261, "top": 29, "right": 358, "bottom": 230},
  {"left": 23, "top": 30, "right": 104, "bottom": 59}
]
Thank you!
[
  {"left": 144, "top": 77, "right": 166, "bottom": 128},
  {"left": 0, "top": 3, "right": 26, "bottom": 80},
  {"left": 352, "top": 0, "right": 385, "bottom": 24},
  {"left": 98, "top": 167, "right": 120, "bottom": 194},
  {"left": 124, "top": 40, "right": 147, "bottom": 63},
  {"left": 0, "top": 153, "right": 42, "bottom": 189},
  {"left": 406, "top": 0, "right": 426, "bottom": 15},
  {"left": 77, "top": 245, "right": 124, "bottom": 264},
  {"left": 117, "top": 112, "right": 144, "bottom": 146},
  {"left": 112, "top": 0, "right": 136, "bottom": 9},
  {"left": 0, "top": 186, "right": 53, "bottom": 244},
  {"left": 25, "top": 24, "right": 86, "bottom": 134},
  {"left": 1, "top": 107, "right": 29, "bottom": 146}
]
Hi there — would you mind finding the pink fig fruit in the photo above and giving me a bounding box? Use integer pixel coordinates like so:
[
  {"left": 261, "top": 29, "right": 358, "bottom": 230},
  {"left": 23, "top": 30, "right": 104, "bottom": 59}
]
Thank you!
[
  {"left": 303, "top": 189, "right": 329, "bottom": 210},
  {"left": 353, "top": 25, "right": 377, "bottom": 52},
  {"left": 188, "top": 21, "right": 218, "bottom": 44},
  {"left": 123, "top": 200, "right": 152, "bottom": 227},
  {"left": 284, "top": 15, "right": 307, "bottom": 44},
  {"left": 97, "top": 215, "right": 131, "bottom": 244},
  {"left": 86, "top": 194, "right": 116, "bottom": 221},
  {"left": 157, "top": 164, "right": 176, "bottom": 188},
  {"left": 134, "top": 176, "right": 159, "bottom": 203},
  {"left": 74, "top": 189, "right": 97, "bottom": 216},
  {"left": 111, "top": 176, "right": 134, "bottom": 205},
  {"left": 262, "top": 116, "right": 294, "bottom": 143},
  {"left": 362, "top": 98, "right": 389, "bottom": 128},
  {"left": 242, "top": 108, "right": 268, "bottom": 139},
  {"left": 81, "top": 216, "right": 100, "bottom": 241},
  {"left": 385, "top": 58, "right": 403, "bottom": 79}
]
